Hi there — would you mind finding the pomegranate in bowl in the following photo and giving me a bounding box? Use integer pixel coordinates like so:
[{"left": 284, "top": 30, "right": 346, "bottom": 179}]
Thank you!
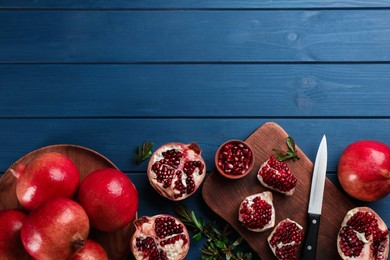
[{"left": 215, "top": 140, "right": 254, "bottom": 179}]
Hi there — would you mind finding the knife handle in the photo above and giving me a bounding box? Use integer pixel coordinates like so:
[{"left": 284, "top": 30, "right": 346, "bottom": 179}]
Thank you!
[{"left": 302, "top": 213, "right": 320, "bottom": 260}]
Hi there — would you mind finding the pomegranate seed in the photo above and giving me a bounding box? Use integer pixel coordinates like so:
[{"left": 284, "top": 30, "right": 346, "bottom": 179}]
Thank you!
[{"left": 217, "top": 141, "right": 253, "bottom": 176}]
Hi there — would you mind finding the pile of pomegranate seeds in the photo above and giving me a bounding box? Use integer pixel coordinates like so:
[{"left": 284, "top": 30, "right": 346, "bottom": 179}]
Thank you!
[{"left": 217, "top": 141, "right": 253, "bottom": 176}]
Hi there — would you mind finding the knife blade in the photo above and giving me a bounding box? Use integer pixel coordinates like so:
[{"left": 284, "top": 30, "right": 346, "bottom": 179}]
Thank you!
[{"left": 302, "top": 135, "right": 327, "bottom": 260}]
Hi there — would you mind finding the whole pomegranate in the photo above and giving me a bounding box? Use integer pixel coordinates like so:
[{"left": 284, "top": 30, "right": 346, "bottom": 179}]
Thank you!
[
  {"left": 258, "top": 156, "right": 297, "bottom": 195},
  {"left": 21, "top": 197, "right": 90, "bottom": 260},
  {"left": 337, "top": 207, "right": 389, "bottom": 260},
  {"left": 71, "top": 239, "right": 109, "bottom": 260},
  {"left": 238, "top": 191, "right": 275, "bottom": 232},
  {"left": 338, "top": 140, "right": 390, "bottom": 201},
  {"left": 147, "top": 142, "right": 206, "bottom": 201},
  {"left": 0, "top": 209, "right": 32, "bottom": 259},
  {"left": 267, "top": 218, "right": 304, "bottom": 260},
  {"left": 12, "top": 152, "right": 80, "bottom": 211},
  {"left": 78, "top": 168, "right": 138, "bottom": 232},
  {"left": 130, "top": 214, "right": 190, "bottom": 260}
]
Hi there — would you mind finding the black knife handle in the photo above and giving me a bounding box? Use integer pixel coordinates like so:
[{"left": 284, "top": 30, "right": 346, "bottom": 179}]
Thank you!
[{"left": 302, "top": 213, "right": 321, "bottom": 260}]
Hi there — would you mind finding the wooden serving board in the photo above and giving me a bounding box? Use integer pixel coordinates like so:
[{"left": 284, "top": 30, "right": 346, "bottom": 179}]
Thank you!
[
  {"left": 0, "top": 144, "right": 134, "bottom": 260},
  {"left": 202, "top": 122, "right": 357, "bottom": 260}
]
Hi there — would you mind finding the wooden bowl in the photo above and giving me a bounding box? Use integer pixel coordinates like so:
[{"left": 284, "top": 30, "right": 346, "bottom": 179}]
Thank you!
[
  {"left": 215, "top": 140, "right": 255, "bottom": 179},
  {"left": 0, "top": 144, "right": 135, "bottom": 260}
]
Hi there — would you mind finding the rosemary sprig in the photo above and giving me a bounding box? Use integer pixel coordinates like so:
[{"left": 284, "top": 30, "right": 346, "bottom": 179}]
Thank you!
[
  {"left": 273, "top": 136, "right": 300, "bottom": 162},
  {"left": 135, "top": 141, "right": 154, "bottom": 165},
  {"left": 174, "top": 205, "right": 253, "bottom": 260}
]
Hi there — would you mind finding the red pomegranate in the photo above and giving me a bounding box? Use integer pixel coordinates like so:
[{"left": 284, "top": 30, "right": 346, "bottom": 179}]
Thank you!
[
  {"left": 147, "top": 142, "right": 206, "bottom": 201},
  {"left": 0, "top": 209, "right": 32, "bottom": 259},
  {"left": 258, "top": 156, "right": 297, "bottom": 195},
  {"left": 238, "top": 191, "right": 275, "bottom": 232},
  {"left": 338, "top": 140, "right": 390, "bottom": 201},
  {"left": 267, "top": 218, "right": 304, "bottom": 260},
  {"left": 11, "top": 152, "right": 80, "bottom": 211},
  {"left": 71, "top": 239, "right": 109, "bottom": 260},
  {"left": 130, "top": 214, "right": 190, "bottom": 260},
  {"left": 337, "top": 207, "right": 389, "bottom": 260},
  {"left": 21, "top": 197, "right": 90, "bottom": 260},
  {"left": 78, "top": 168, "right": 138, "bottom": 232}
]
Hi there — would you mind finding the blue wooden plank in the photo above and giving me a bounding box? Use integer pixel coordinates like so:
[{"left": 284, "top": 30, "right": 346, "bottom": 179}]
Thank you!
[
  {"left": 1, "top": 10, "right": 390, "bottom": 62},
  {"left": 1, "top": 0, "right": 390, "bottom": 9},
  {"left": 1, "top": 64, "right": 390, "bottom": 117},
  {"left": 1, "top": 118, "right": 390, "bottom": 173}
]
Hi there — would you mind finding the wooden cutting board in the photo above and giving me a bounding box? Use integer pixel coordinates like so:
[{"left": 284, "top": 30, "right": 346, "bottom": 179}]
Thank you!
[{"left": 202, "top": 122, "right": 357, "bottom": 260}]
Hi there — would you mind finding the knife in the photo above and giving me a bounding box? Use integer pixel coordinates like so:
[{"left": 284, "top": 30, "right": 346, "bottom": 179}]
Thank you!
[{"left": 302, "top": 135, "right": 327, "bottom": 260}]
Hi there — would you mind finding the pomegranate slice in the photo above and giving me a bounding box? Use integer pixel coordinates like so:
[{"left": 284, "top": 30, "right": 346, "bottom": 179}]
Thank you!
[
  {"left": 238, "top": 191, "right": 275, "bottom": 232},
  {"left": 130, "top": 214, "right": 190, "bottom": 260},
  {"left": 267, "top": 218, "right": 304, "bottom": 260},
  {"left": 257, "top": 155, "right": 297, "bottom": 195},
  {"left": 337, "top": 207, "right": 389, "bottom": 260},
  {"left": 147, "top": 142, "right": 206, "bottom": 201}
]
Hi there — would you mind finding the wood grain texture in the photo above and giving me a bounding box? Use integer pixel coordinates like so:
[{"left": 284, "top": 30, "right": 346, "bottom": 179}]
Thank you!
[
  {"left": 1, "top": 0, "right": 390, "bottom": 9},
  {"left": 202, "top": 122, "right": 357, "bottom": 259},
  {"left": 1, "top": 118, "right": 390, "bottom": 174},
  {"left": 1, "top": 64, "right": 390, "bottom": 117},
  {"left": 1, "top": 10, "right": 390, "bottom": 62},
  {"left": 0, "top": 144, "right": 133, "bottom": 260}
]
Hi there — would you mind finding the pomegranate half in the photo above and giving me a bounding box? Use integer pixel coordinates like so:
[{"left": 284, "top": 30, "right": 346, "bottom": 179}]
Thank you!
[
  {"left": 338, "top": 140, "right": 390, "bottom": 201},
  {"left": 21, "top": 197, "right": 90, "bottom": 260},
  {"left": 130, "top": 214, "right": 190, "bottom": 260},
  {"left": 78, "top": 168, "right": 138, "bottom": 232},
  {"left": 12, "top": 152, "right": 80, "bottom": 211},
  {"left": 147, "top": 142, "right": 206, "bottom": 201},
  {"left": 337, "top": 207, "right": 389, "bottom": 260}
]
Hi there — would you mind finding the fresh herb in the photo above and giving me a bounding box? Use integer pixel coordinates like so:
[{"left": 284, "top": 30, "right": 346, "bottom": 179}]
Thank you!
[
  {"left": 273, "top": 136, "right": 300, "bottom": 162},
  {"left": 174, "top": 205, "right": 253, "bottom": 260},
  {"left": 135, "top": 141, "right": 154, "bottom": 165}
]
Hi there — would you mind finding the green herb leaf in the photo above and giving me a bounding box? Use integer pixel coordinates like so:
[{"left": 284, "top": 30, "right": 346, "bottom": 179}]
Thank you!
[
  {"left": 135, "top": 141, "right": 154, "bottom": 165},
  {"left": 273, "top": 136, "right": 300, "bottom": 162}
]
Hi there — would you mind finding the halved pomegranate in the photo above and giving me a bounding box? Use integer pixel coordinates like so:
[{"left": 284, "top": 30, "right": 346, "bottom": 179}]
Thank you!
[
  {"left": 267, "top": 218, "right": 304, "bottom": 260},
  {"left": 147, "top": 142, "right": 206, "bottom": 201},
  {"left": 337, "top": 207, "right": 389, "bottom": 260},
  {"left": 238, "top": 191, "right": 275, "bottom": 232},
  {"left": 130, "top": 214, "right": 190, "bottom": 260},
  {"left": 258, "top": 156, "right": 297, "bottom": 195}
]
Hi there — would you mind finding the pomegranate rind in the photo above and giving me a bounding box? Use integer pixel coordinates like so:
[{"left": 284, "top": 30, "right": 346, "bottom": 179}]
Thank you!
[
  {"left": 337, "top": 140, "right": 390, "bottom": 202},
  {"left": 14, "top": 152, "right": 80, "bottom": 211},
  {"left": 147, "top": 142, "right": 206, "bottom": 201},
  {"left": 21, "top": 197, "right": 90, "bottom": 260},
  {"left": 130, "top": 214, "right": 190, "bottom": 260},
  {"left": 238, "top": 191, "right": 275, "bottom": 232},
  {"left": 257, "top": 156, "right": 297, "bottom": 195},
  {"left": 337, "top": 206, "right": 389, "bottom": 260},
  {"left": 267, "top": 218, "right": 304, "bottom": 260}
]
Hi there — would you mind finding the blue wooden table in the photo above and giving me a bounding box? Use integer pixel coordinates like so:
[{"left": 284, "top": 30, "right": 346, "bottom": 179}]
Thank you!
[{"left": 1, "top": 1, "right": 390, "bottom": 259}]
